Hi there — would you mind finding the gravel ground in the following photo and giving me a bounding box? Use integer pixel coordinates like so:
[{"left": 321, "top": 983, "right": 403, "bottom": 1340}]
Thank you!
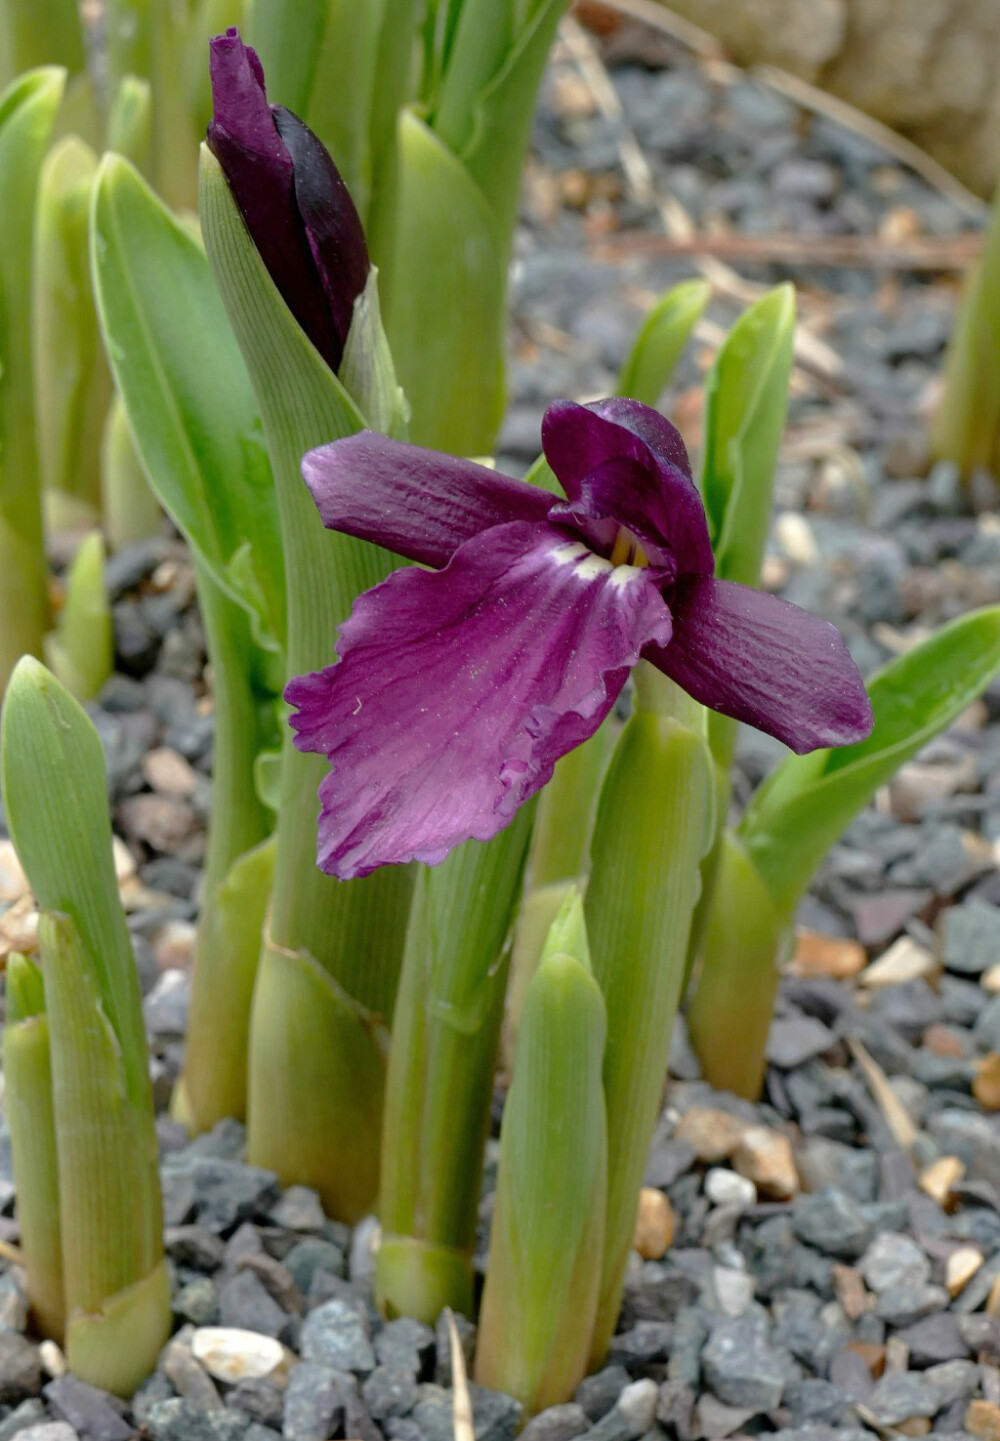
[{"left": 2, "top": 14, "right": 1000, "bottom": 1441}]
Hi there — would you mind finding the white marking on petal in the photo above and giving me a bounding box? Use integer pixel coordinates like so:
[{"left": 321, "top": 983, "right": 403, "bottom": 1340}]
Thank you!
[
  {"left": 575, "top": 553, "right": 614, "bottom": 582},
  {"left": 550, "top": 540, "right": 591, "bottom": 567},
  {"left": 610, "top": 564, "right": 645, "bottom": 588}
]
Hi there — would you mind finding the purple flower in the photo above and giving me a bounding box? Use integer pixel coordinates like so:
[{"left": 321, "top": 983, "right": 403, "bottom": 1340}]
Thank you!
[
  {"left": 207, "top": 28, "right": 369, "bottom": 373},
  {"left": 287, "top": 399, "right": 873, "bottom": 879}
]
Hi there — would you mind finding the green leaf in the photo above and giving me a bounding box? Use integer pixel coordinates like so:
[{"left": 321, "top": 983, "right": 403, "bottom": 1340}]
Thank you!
[
  {"left": 741, "top": 606, "right": 1000, "bottom": 916},
  {"left": 0, "top": 67, "right": 66, "bottom": 689},
  {"left": 931, "top": 180, "right": 1000, "bottom": 474},
  {"left": 475, "top": 899, "right": 607, "bottom": 1413},
  {"left": 0, "top": 0, "right": 84, "bottom": 84},
  {"left": 106, "top": 75, "right": 153, "bottom": 175},
  {"left": 701, "top": 282, "right": 795, "bottom": 586},
  {"left": 616, "top": 279, "right": 711, "bottom": 408},
  {"left": 381, "top": 108, "right": 505, "bottom": 453},
  {"left": 91, "top": 153, "right": 286, "bottom": 651},
  {"left": 44, "top": 530, "right": 113, "bottom": 701}
]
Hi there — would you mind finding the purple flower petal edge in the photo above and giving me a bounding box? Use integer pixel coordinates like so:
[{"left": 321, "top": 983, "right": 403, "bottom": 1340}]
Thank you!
[
  {"left": 286, "top": 520, "right": 673, "bottom": 878},
  {"left": 645, "top": 576, "right": 874, "bottom": 753},
  {"left": 302, "top": 431, "right": 555, "bottom": 569}
]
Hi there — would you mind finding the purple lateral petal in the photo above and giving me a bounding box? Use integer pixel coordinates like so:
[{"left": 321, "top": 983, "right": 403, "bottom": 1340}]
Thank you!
[
  {"left": 272, "top": 107, "right": 369, "bottom": 352},
  {"left": 302, "top": 432, "right": 555, "bottom": 568},
  {"left": 207, "top": 29, "right": 363, "bottom": 371},
  {"left": 286, "top": 520, "right": 673, "bottom": 878},
  {"left": 543, "top": 399, "right": 714, "bottom": 576},
  {"left": 645, "top": 576, "right": 874, "bottom": 754}
]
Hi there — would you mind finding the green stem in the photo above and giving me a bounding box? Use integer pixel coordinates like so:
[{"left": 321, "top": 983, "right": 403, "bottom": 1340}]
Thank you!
[
  {"left": 686, "top": 831, "right": 790, "bottom": 1101},
  {"left": 377, "top": 810, "right": 534, "bottom": 1322},
  {"left": 200, "top": 148, "right": 414, "bottom": 1219},
  {"left": 0, "top": 0, "right": 84, "bottom": 83},
  {"left": 0, "top": 69, "right": 65, "bottom": 692},
  {"left": 175, "top": 559, "right": 274, "bottom": 1132},
  {"left": 3, "top": 955, "right": 64, "bottom": 1343},
  {"left": 585, "top": 668, "right": 715, "bottom": 1362}
]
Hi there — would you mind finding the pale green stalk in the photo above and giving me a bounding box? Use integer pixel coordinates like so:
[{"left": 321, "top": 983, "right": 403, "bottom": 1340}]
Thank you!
[
  {"left": 931, "top": 181, "right": 1000, "bottom": 475},
  {"left": 3, "top": 954, "right": 64, "bottom": 1343},
  {"left": 0, "top": 68, "right": 65, "bottom": 693},
  {"left": 33, "top": 136, "right": 111, "bottom": 515},
  {"left": 106, "top": 75, "right": 153, "bottom": 176},
  {"left": 44, "top": 531, "right": 113, "bottom": 701},
  {"left": 377, "top": 809, "right": 534, "bottom": 1323},
  {"left": 475, "top": 892, "right": 606, "bottom": 1413},
  {"left": 0, "top": 0, "right": 84, "bottom": 85},
  {"left": 173, "top": 560, "right": 275, "bottom": 1132},
  {"left": 100, "top": 395, "right": 162, "bottom": 550},
  {"left": 616, "top": 278, "right": 711, "bottom": 408},
  {"left": 1, "top": 658, "right": 168, "bottom": 1395},
  {"left": 586, "top": 666, "right": 715, "bottom": 1363},
  {"left": 200, "top": 146, "right": 414, "bottom": 1219},
  {"left": 685, "top": 831, "right": 787, "bottom": 1100}
]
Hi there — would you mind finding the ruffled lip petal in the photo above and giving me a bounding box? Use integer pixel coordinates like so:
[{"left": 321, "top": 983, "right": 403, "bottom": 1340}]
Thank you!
[
  {"left": 207, "top": 28, "right": 364, "bottom": 372},
  {"left": 301, "top": 431, "right": 555, "bottom": 568},
  {"left": 645, "top": 576, "right": 874, "bottom": 754},
  {"left": 542, "top": 399, "right": 714, "bottom": 576},
  {"left": 286, "top": 520, "right": 673, "bottom": 878}
]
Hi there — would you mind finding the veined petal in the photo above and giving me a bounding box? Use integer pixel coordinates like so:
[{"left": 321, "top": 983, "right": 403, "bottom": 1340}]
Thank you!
[
  {"left": 302, "top": 432, "right": 555, "bottom": 568},
  {"left": 543, "top": 399, "right": 713, "bottom": 575},
  {"left": 645, "top": 576, "right": 874, "bottom": 754},
  {"left": 286, "top": 521, "right": 672, "bottom": 877}
]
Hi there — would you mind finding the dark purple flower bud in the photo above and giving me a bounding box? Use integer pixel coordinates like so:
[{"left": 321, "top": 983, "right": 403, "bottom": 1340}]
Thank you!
[{"left": 207, "top": 28, "right": 369, "bottom": 373}]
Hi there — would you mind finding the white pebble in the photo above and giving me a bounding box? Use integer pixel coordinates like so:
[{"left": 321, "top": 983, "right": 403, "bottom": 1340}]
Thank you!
[{"left": 705, "top": 1167, "right": 757, "bottom": 1208}]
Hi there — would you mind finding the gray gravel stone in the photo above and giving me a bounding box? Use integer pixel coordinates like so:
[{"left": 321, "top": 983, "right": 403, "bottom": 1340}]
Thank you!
[
  {"left": 269, "top": 1188, "right": 326, "bottom": 1235},
  {"left": 859, "top": 1232, "right": 931, "bottom": 1292},
  {"left": 283, "top": 1362, "right": 344, "bottom": 1441},
  {"left": 791, "top": 1189, "right": 874, "bottom": 1259},
  {"left": 411, "top": 1384, "right": 521, "bottom": 1441},
  {"left": 283, "top": 1239, "right": 345, "bottom": 1298},
  {"left": 897, "top": 1312, "right": 971, "bottom": 1365},
  {"left": 866, "top": 1370, "right": 941, "bottom": 1425},
  {"left": 218, "top": 1269, "right": 289, "bottom": 1341},
  {"left": 161, "top": 1157, "right": 280, "bottom": 1233},
  {"left": 0, "top": 1335, "right": 42, "bottom": 1405},
  {"left": 701, "top": 1318, "right": 787, "bottom": 1411},
  {"left": 44, "top": 1376, "right": 131, "bottom": 1441},
  {"left": 174, "top": 1276, "right": 219, "bottom": 1327},
  {"left": 299, "top": 1299, "right": 374, "bottom": 1373},
  {"left": 375, "top": 1320, "right": 435, "bottom": 1378},
  {"left": 0, "top": 1403, "right": 47, "bottom": 1441},
  {"left": 692, "top": 1393, "right": 753, "bottom": 1440},
  {"left": 225, "top": 1380, "right": 284, "bottom": 1431},
  {"left": 363, "top": 1366, "right": 419, "bottom": 1421},
  {"left": 165, "top": 1225, "right": 226, "bottom": 1271},
  {"left": 874, "top": 1281, "right": 949, "bottom": 1326},
  {"left": 607, "top": 1323, "right": 673, "bottom": 1370},
  {"left": 941, "top": 898, "right": 1000, "bottom": 974},
  {"left": 974, "top": 994, "right": 1000, "bottom": 1052},
  {"left": 145, "top": 1398, "right": 252, "bottom": 1441},
  {"left": 519, "top": 1405, "right": 590, "bottom": 1441},
  {"left": 575, "top": 1368, "right": 630, "bottom": 1422},
  {"left": 12, "top": 1426, "right": 78, "bottom": 1441},
  {"left": 766, "top": 1017, "right": 836, "bottom": 1068},
  {"left": 781, "top": 1378, "right": 849, "bottom": 1427},
  {"left": 923, "top": 1360, "right": 980, "bottom": 1408}
]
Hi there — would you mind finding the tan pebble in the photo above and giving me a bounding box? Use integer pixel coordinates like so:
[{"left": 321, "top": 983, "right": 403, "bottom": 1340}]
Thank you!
[
  {"left": 974, "top": 1054, "right": 1000, "bottom": 1112},
  {"left": 633, "top": 1188, "right": 675, "bottom": 1260},
  {"left": 191, "top": 1327, "right": 292, "bottom": 1384},
  {"left": 832, "top": 1264, "right": 869, "bottom": 1321},
  {"left": 774, "top": 511, "right": 818, "bottom": 565},
  {"left": 966, "top": 1400, "right": 1000, "bottom": 1441},
  {"left": 895, "top": 1420, "right": 931, "bottom": 1438},
  {"left": 890, "top": 757, "right": 978, "bottom": 822},
  {"left": 38, "top": 1339, "right": 66, "bottom": 1377},
  {"left": 987, "top": 1273, "right": 1000, "bottom": 1319},
  {"left": 884, "top": 1335, "right": 910, "bottom": 1374},
  {"left": 118, "top": 875, "right": 175, "bottom": 914},
  {"left": 0, "top": 840, "right": 28, "bottom": 904},
  {"left": 924, "top": 1024, "right": 968, "bottom": 1059},
  {"left": 946, "top": 1246, "right": 983, "bottom": 1298},
  {"left": 675, "top": 1107, "right": 744, "bottom": 1164},
  {"left": 919, "top": 1155, "right": 965, "bottom": 1209},
  {"left": 153, "top": 918, "right": 197, "bottom": 971},
  {"left": 878, "top": 205, "right": 921, "bottom": 244},
  {"left": 983, "top": 962, "right": 1000, "bottom": 995},
  {"left": 142, "top": 746, "right": 197, "bottom": 799},
  {"left": 792, "top": 929, "right": 866, "bottom": 980},
  {"left": 119, "top": 793, "right": 199, "bottom": 852},
  {"left": 730, "top": 1125, "right": 798, "bottom": 1200},
  {"left": 848, "top": 1341, "right": 886, "bottom": 1377},
  {"left": 112, "top": 835, "right": 137, "bottom": 882},
  {"left": 860, "top": 936, "right": 938, "bottom": 989}
]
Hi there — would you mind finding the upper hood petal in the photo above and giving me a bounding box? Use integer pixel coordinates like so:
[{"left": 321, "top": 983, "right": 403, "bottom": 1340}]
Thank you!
[{"left": 543, "top": 398, "right": 714, "bottom": 576}]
